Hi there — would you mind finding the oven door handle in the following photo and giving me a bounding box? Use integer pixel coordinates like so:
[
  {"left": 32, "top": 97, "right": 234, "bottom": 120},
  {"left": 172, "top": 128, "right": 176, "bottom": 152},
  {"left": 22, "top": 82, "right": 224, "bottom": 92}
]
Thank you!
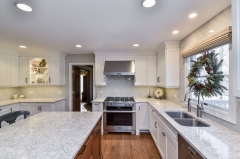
[{"left": 103, "top": 110, "right": 136, "bottom": 113}]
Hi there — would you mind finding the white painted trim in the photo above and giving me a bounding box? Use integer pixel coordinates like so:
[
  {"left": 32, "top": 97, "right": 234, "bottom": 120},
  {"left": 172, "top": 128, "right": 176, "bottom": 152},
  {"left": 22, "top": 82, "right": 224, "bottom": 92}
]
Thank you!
[
  {"left": 69, "top": 63, "right": 95, "bottom": 112},
  {"left": 184, "top": 46, "right": 237, "bottom": 124},
  {"left": 94, "top": 51, "right": 156, "bottom": 56},
  {"left": 19, "top": 52, "right": 66, "bottom": 57},
  {"left": 0, "top": 47, "right": 19, "bottom": 56}
]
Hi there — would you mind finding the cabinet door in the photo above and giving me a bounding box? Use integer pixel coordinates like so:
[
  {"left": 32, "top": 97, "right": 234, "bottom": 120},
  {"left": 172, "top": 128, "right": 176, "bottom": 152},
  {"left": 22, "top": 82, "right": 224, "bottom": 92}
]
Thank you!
[
  {"left": 10, "top": 56, "right": 20, "bottom": 86},
  {"left": 166, "top": 129, "right": 178, "bottom": 159},
  {"left": 165, "top": 48, "right": 179, "bottom": 87},
  {"left": 157, "top": 122, "right": 167, "bottom": 159},
  {"left": 147, "top": 56, "right": 157, "bottom": 86},
  {"left": 19, "top": 103, "right": 30, "bottom": 120},
  {"left": 92, "top": 128, "right": 101, "bottom": 159},
  {"left": 0, "top": 53, "right": 10, "bottom": 86},
  {"left": 158, "top": 51, "right": 166, "bottom": 87},
  {"left": 151, "top": 112, "right": 158, "bottom": 144},
  {"left": 135, "top": 56, "right": 148, "bottom": 86},
  {"left": 49, "top": 57, "right": 59, "bottom": 85},
  {"left": 95, "top": 56, "right": 106, "bottom": 86},
  {"left": 136, "top": 103, "right": 149, "bottom": 130},
  {"left": 0, "top": 106, "right": 10, "bottom": 128},
  {"left": 52, "top": 101, "right": 65, "bottom": 111},
  {"left": 42, "top": 105, "right": 52, "bottom": 111},
  {"left": 20, "top": 57, "right": 29, "bottom": 85},
  {"left": 30, "top": 105, "right": 42, "bottom": 116},
  {"left": 92, "top": 103, "right": 103, "bottom": 112}
]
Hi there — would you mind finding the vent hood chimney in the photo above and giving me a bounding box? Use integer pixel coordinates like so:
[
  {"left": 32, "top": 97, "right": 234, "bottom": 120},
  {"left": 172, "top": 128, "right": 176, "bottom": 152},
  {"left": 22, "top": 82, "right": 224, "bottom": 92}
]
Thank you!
[{"left": 104, "top": 61, "right": 135, "bottom": 75}]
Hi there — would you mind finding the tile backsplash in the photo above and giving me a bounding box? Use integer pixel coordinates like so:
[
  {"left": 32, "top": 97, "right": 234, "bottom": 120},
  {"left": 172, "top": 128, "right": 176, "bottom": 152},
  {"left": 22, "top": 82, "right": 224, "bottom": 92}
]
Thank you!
[
  {"left": 97, "top": 76, "right": 159, "bottom": 98},
  {"left": 0, "top": 87, "right": 19, "bottom": 101},
  {"left": 0, "top": 86, "right": 65, "bottom": 101}
]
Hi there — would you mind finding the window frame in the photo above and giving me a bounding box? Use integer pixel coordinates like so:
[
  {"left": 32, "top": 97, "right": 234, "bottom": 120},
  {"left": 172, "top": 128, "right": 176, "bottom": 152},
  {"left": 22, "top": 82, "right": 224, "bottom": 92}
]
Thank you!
[{"left": 184, "top": 44, "right": 237, "bottom": 124}]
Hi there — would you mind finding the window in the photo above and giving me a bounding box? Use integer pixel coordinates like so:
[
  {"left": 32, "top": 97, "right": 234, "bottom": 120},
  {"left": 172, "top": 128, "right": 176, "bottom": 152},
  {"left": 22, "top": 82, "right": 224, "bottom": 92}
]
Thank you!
[{"left": 189, "top": 44, "right": 229, "bottom": 109}]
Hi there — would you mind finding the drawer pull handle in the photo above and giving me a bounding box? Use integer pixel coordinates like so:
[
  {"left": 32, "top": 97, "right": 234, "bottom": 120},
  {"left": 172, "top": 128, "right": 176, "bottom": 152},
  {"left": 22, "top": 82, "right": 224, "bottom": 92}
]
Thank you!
[
  {"left": 78, "top": 145, "right": 86, "bottom": 155},
  {"left": 155, "top": 122, "right": 157, "bottom": 128},
  {"left": 188, "top": 146, "right": 196, "bottom": 155},
  {"left": 162, "top": 132, "right": 166, "bottom": 136}
]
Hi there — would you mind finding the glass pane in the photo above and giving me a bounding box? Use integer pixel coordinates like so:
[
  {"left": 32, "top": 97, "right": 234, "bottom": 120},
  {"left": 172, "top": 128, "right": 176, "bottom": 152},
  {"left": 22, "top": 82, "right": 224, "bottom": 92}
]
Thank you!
[
  {"left": 189, "top": 44, "right": 229, "bottom": 109},
  {"left": 30, "top": 58, "right": 49, "bottom": 84}
]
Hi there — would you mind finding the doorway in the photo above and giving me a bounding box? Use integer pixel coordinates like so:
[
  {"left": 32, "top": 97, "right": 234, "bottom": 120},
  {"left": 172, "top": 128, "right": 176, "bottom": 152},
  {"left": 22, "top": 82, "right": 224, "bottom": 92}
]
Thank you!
[{"left": 72, "top": 65, "right": 93, "bottom": 112}]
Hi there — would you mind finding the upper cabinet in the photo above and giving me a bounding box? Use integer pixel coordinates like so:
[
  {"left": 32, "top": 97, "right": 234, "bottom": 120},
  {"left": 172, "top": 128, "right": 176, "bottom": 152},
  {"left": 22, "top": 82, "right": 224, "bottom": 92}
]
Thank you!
[
  {"left": 156, "top": 41, "right": 180, "bottom": 88},
  {"left": 95, "top": 56, "right": 106, "bottom": 86},
  {"left": 135, "top": 55, "right": 157, "bottom": 86},
  {"left": 232, "top": 0, "right": 240, "bottom": 97},
  {"left": 0, "top": 53, "right": 10, "bottom": 86},
  {"left": 21, "top": 53, "right": 65, "bottom": 86},
  {"left": 135, "top": 56, "right": 148, "bottom": 86},
  {"left": 0, "top": 48, "right": 19, "bottom": 87}
]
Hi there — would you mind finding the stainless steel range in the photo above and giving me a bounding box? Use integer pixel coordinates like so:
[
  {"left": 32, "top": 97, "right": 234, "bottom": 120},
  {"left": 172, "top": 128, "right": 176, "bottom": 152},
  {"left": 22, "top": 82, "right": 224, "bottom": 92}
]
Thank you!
[{"left": 103, "top": 97, "right": 136, "bottom": 134}]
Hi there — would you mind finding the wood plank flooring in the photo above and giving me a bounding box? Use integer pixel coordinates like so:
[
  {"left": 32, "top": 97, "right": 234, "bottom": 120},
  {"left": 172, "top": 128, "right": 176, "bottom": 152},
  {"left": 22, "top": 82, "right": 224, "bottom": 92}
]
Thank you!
[{"left": 102, "top": 133, "right": 162, "bottom": 159}]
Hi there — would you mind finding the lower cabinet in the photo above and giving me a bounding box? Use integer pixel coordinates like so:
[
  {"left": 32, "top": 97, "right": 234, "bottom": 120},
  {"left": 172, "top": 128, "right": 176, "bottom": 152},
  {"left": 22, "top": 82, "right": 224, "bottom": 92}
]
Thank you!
[
  {"left": 136, "top": 103, "right": 149, "bottom": 135},
  {"left": 75, "top": 119, "right": 102, "bottom": 159},
  {"left": 149, "top": 105, "right": 178, "bottom": 159},
  {"left": 0, "top": 100, "right": 66, "bottom": 127}
]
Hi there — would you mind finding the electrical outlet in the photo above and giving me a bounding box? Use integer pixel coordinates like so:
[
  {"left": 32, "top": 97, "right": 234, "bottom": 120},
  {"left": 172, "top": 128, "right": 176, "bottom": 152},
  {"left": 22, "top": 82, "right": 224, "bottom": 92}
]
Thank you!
[
  {"left": 29, "top": 91, "right": 33, "bottom": 94},
  {"left": 58, "top": 91, "right": 62, "bottom": 94},
  {"left": 174, "top": 95, "right": 177, "bottom": 99}
]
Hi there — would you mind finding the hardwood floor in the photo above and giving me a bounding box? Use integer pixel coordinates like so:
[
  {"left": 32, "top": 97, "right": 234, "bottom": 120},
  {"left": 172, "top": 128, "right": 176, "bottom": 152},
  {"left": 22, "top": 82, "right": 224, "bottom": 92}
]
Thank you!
[{"left": 102, "top": 133, "right": 162, "bottom": 159}]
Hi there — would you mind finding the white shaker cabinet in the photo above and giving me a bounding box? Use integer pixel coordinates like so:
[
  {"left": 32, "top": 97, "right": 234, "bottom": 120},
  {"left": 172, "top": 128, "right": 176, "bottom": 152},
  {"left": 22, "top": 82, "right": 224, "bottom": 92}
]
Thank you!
[
  {"left": 92, "top": 103, "right": 103, "bottom": 112},
  {"left": 49, "top": 56, "right": 65, "bottom": 85},
  {"left": 52, "top": 100, "right": 65, "bottom": 111},
  {"left": 10, "top": 55, "right": 20, "bottom": 86},
  {"left": 156, "top": 41, "right": 180, "bottom": 88},
  {"left": 20, "top": 57, "right": 29, "bottom": 85},
  {"left": 147, "top": 56, "right": 157, "bottom": 86},
  {"left": 136, "top": 103, "right": 149, "bottom": 135},
  {"left": 0, "top": 53, "right": 10, "bottom": 86},
  {"left": 232, "top": 0, "right": 240, "bottom": 97},
  {"left": 134, "top": 56, "right": 148, "bottom": 86},
  {"left": 95, "top": 56, "right": 106, "bottom": 86}
]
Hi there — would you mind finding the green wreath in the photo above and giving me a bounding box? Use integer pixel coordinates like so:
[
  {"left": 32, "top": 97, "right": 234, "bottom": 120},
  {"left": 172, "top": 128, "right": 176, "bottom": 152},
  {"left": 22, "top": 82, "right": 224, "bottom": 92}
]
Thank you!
[{"left": 187, "top": 50, "right": 227, "bottom": 98}]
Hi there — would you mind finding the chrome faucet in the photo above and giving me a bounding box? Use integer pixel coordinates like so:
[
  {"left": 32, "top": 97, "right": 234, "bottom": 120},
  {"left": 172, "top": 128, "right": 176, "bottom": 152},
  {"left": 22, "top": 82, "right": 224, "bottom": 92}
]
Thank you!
[{"left": 182, "top": 91, "right": 205, "bottom": 118}]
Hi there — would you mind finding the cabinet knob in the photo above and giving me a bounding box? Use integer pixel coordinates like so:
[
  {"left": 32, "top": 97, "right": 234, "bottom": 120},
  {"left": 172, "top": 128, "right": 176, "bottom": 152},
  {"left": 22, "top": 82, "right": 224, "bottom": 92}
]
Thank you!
[
  {"left": 25, "top": 78, "right": 27, "bottom": 83},
  {"left": 155, "top": 122, "right": 157, "bottom": 128},
  {"left": 162, "top": 132, "right": 166, "bottom": 136},
  {"left": 49, "top": 78, "right": 51, "bottom": 83}
]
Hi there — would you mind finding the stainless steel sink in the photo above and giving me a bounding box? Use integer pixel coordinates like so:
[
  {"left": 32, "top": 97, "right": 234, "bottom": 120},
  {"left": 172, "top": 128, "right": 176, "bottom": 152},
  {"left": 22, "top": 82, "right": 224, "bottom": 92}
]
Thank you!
[
  {"left": 165, "top": 111, "right": 193, "bottom": 119},
  {"left": 165, "top": 111, "right": 210, "bottom": 127},
  {"left": 174, "top": 119, "right": 210, "bottom": 127}
]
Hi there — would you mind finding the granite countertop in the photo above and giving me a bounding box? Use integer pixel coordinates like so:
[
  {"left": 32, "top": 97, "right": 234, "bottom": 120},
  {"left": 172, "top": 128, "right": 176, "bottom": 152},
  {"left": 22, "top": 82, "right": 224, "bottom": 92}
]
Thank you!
[
  {"left": 0, "top": 112, "right": 102, "bottom": 159},
  {"left": 0, "top": 98, "right": 65, "bottom": 107},
  {"left": 92, "top": 98, "right": 240, "bottom": 159}
]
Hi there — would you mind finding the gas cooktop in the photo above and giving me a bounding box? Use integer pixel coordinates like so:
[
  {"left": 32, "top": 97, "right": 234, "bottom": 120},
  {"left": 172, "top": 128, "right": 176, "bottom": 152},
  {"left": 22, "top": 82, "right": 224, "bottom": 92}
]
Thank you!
[{"left": 104, "top": 97, "right": 135, "bottom": 102}]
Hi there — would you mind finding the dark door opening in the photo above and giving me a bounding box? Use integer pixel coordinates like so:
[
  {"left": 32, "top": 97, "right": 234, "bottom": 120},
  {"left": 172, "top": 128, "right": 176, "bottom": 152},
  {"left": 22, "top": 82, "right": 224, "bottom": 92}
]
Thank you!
[{"left": 72, "top": 65, "right": 93, "bottom": 112}]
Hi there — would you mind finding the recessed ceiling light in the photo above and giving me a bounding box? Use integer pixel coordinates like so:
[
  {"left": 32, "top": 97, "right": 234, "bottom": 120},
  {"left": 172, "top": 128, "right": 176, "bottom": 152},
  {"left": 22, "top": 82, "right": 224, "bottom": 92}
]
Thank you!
[
  {"left": 142, "top": 0, "right": 156, "bottom": 8},
  {"left": 209, "top": 30, "right": 215, "bottom": 33},
  {"left": 14, "top": 2, "right": 33, "bottom": 12},
  {"left": 133, "top": 44, "right": 139, "bottom": 47},
  {"left": 76, "top": 45, "right": 82, "bottom": 48},
  {"left": 189, "top": 13, "right": 197, "bottom": 18},
  {"left": 172, "top": 30, "right": 179, "bottom": 34},
  {"left": 19, "top": 46, "right": 27, "bottom": 48}
]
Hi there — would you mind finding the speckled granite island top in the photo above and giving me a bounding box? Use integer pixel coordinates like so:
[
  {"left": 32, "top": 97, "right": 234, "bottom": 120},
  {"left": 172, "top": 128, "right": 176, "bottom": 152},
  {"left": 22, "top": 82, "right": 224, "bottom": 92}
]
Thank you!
[
  {"left": 0, "top": 112, "right": 102, "bottom": 159},
  {"left": 92, "top": 98, "right": 240, "bottom": 159},
  {"left": 0, "top": 98, "right": 65, "bottom": 107}
]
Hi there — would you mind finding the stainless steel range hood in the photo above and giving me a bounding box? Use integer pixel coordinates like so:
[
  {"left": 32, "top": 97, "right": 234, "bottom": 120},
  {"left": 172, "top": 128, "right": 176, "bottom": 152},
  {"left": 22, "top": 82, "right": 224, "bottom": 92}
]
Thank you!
[{"left": 104, "top": 61, "right": 135, "bottom": 75}]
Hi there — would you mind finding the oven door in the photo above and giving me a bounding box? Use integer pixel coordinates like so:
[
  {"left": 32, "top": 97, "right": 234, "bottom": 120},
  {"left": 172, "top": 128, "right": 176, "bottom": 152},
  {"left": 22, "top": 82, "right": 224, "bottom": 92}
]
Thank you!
[{"left": 103, "top": 107, "right": 136, "bottom": 133}]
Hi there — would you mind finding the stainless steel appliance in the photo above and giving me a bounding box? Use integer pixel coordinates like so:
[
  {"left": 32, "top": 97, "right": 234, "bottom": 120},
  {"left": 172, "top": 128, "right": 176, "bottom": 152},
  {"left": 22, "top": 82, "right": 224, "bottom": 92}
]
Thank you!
[
  {"left": 103, "top": 97, "right": 136, "bottom": 134},
  {"left": 104, "top": 61, "right": 135, "bottom": 75}
]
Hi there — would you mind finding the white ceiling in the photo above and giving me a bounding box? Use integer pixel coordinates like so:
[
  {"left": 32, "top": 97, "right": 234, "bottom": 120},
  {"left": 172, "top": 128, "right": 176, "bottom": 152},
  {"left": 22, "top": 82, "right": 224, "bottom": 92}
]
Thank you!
[{"left": 0, "top": 0, "right": 231, "bottom": 54}]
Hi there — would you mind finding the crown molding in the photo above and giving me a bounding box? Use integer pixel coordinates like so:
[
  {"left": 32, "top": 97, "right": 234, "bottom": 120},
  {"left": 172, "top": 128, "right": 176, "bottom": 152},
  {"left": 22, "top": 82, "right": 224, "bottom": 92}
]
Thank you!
[
  {"left": 0, "top": 47, "right": 19, "bottom": 56},
  {"left": 156, "top": 41, "right": 180, "bottom": 52},
  {"left": 19, "top": 51, "right": 66, "bottom": 57},
  {"left": 94, "top": 50, "right": 156, "bottom": 56}
]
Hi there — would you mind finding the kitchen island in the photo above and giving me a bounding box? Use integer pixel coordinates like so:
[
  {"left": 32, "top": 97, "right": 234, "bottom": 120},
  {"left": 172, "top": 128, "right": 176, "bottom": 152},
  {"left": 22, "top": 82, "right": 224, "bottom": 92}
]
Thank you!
[{"left": 0, "top": 112, "right": 102, "bottom": 159}]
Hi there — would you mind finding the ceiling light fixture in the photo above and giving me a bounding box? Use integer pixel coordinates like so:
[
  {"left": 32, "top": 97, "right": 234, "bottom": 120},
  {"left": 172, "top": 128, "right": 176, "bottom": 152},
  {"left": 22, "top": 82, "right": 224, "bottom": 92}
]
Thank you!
[
  {"left": 172, "top": 30, "right": 179, "bottom": 34},
  {"left": 133, "top": 44, "right": 139, "bottom": 47},
  {"left": 19, "top": 46, "right": 27, "bottom": 48},
  {"left": 189, "top": 13, "right": 197, "bottom": 18},
  {"left": 209, "top": 30, "right": 215, "bottom": 33},
  {"left": 14, "top": 2, "right": 33, "bottom": 12},
  {"left": 76, "top": 45, "right": 82, "bottom": 48},
  {"left": 142, "top": 0, "right": 156, "bottom": 8}
]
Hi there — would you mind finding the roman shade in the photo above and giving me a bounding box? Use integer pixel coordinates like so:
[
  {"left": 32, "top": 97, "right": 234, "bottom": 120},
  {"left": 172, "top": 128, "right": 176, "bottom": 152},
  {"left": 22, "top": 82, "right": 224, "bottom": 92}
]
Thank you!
[{"left": 181, "top": 26, "right": 232, "bottom": 58}]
